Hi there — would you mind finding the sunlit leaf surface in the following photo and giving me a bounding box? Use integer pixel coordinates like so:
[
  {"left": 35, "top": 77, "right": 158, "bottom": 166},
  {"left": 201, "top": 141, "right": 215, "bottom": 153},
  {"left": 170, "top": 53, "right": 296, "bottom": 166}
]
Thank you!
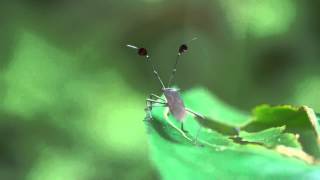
[{"left": 148, "top": 88, "right": 320, "bottom": 179}]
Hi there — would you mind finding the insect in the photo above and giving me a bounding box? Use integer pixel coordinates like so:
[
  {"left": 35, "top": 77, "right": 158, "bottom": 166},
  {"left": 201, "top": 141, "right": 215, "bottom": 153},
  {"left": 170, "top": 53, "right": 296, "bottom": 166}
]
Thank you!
[{"left": 127, "top": 39, "right": 205, "bottom": 139}]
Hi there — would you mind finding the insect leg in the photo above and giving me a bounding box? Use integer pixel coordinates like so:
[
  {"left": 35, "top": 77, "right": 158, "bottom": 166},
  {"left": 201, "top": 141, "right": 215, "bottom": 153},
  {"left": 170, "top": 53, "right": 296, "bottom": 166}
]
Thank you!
[
  {"left": 145, "top": 99, "right": 167, "bottom": 120},
  {"left": 144, "top": 99, "right": 152, "bottom": 122},
  {"left": 193, "top": 125, "right": 203, "bottom": 146},
  {"left": 185, "top": 108, "right": 205, "bottom": 120},
  {"left": 185, "top": 108, "right": 206, "bottom": 145},
  {"left": 144, "top": 99, "right": 167, "bottom": 134},
  {"left": 162, "top": 108, "right": 193, "bottom": 142},
  {"left": 150, "top": 94, "right": 166, "bottom": 102},
  {"left": 146, "top": 94, "right": 166, "bottom": 112},
  {"left": 180, "top": 122, "right": 188, "bottom": 133},
  {"left": 146, "top": 99, "right": 167, "bottom": 105}
]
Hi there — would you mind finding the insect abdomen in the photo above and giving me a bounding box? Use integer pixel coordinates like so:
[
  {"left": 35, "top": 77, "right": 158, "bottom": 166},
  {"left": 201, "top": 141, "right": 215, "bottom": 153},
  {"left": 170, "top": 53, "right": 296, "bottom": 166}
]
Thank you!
[{"left": 164, "top": 90, "right": 186, "bottom": 121}]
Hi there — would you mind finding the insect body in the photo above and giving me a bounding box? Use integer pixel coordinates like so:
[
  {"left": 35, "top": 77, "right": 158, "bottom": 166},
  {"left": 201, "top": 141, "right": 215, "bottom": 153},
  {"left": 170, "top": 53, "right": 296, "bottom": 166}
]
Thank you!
[
  {"left": 127, "top": 39, "right": 204, "bottom": 134},
  {"left": 163, "top": 88, "right": 186, "bottom": 121}
]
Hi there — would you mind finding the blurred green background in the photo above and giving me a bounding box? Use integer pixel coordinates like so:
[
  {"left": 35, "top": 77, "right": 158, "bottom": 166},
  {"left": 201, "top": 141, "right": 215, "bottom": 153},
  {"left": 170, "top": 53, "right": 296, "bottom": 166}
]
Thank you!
[{"left": 1, "top": 0, "right": 320, "bottom": 179}]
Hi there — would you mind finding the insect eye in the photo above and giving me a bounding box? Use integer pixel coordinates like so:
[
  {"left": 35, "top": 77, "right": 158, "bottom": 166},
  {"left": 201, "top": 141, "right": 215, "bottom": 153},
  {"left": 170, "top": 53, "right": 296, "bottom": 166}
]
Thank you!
[
  {"left": 138, "top": 48, "right": 148, "bottom": 56},
  {"left": 178, "top": 44, "right": 188, "bottom": 54}
]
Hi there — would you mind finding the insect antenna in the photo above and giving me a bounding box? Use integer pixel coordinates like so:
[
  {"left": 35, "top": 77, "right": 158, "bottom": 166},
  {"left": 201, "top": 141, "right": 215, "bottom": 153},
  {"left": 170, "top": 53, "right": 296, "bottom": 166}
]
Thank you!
[
  {"left": 167, "top": 37, "right": 198, "bottom": 87},
  {"left": 126, "top": 44, "right": 166, "bottom": 89}
]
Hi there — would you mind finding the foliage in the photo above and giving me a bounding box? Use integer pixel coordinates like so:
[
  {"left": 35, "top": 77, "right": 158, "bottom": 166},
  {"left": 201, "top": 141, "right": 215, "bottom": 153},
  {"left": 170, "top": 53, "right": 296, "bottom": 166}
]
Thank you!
[{"left": 148, "top": 88, "right": 320, "bottom": 179}]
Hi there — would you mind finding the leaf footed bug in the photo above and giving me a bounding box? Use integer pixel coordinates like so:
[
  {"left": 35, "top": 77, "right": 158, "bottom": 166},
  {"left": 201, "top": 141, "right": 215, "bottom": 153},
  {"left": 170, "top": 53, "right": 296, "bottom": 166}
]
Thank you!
[{"left": 126, "top": 38, "right": 205, "bottom": 143}]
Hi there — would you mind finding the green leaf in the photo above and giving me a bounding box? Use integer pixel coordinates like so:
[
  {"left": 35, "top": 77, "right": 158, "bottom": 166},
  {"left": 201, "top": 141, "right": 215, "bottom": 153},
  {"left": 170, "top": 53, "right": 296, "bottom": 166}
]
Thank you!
[
  {"left": 182, "top": 88, "right": 251, "bottom": 127},
  {"left": 239, "top": 126, "right": 302, "bottom": 149},
  {"left": 245, "top": 105, "right": 320, "bottom": 158},
  {"left": 147, "top": 88, "right": 320, "bottom": 179}
]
